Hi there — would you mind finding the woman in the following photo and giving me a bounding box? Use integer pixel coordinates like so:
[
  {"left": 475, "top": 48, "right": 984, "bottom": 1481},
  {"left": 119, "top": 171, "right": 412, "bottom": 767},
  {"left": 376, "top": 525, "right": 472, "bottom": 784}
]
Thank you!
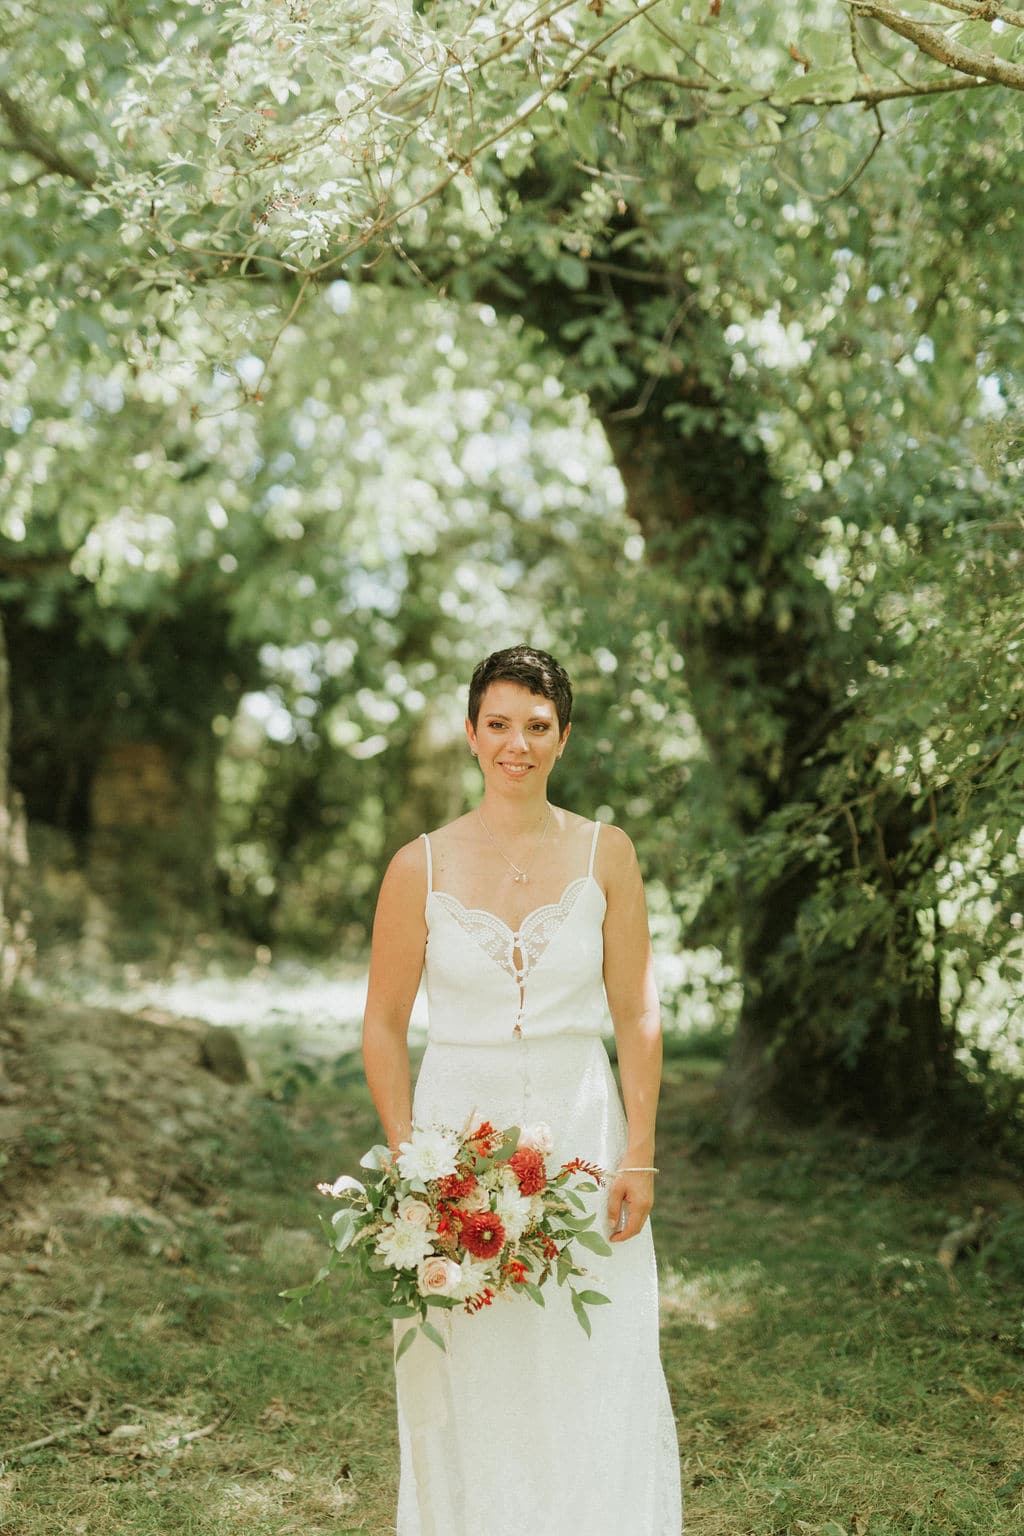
[{"left": 362, "top": 645, "right": 682, "bottom": 1536}]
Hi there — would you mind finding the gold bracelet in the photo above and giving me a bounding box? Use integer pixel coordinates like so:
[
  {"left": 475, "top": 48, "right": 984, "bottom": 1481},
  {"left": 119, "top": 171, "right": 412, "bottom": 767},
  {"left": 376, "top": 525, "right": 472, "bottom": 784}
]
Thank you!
[{"left": 615, "top": 1165, "right": 659, "bottom": 1174}]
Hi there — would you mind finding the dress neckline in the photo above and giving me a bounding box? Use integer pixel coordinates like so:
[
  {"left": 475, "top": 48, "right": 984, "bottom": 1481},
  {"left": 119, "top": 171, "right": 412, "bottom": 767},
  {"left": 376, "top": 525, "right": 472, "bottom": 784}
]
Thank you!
[{"left": 428, "top": 874, "right": 602, "bottom": 939}]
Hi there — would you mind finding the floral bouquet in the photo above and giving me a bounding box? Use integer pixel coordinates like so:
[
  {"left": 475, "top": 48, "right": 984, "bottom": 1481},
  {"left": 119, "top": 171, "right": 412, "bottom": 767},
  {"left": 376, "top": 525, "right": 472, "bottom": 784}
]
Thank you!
[{"left": 281, "top": 1118, "right": 613, "bottom": 1358}]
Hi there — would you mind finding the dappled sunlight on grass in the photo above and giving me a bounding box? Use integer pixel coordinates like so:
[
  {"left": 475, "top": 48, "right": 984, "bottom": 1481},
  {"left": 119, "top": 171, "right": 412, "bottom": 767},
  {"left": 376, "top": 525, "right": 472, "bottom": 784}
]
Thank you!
[
  {"left": 659, "top": 1259, "right": 783, "bottom": 1330},
  {"left": 29, "top": 949, "right": 428, "bottom": 1052},
  {"left": 216, "top": 1468, "right": 359, "bottom": 1531}
]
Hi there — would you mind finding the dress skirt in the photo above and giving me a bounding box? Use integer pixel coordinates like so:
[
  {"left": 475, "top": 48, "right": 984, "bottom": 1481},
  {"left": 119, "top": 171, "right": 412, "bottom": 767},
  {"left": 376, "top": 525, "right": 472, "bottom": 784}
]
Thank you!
[{"left": 394, "top": 1033, "right": 682, "bottom": 1536}]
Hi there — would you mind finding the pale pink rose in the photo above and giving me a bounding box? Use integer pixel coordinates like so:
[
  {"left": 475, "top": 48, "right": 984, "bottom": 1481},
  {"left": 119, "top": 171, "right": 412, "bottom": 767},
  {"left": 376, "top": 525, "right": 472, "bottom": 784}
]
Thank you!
[
  {"left": 417, "top": 1256, "right": 463, "bottom": 1298},
  {"left": 456, "top": 1184, "right": 490, "bottom": 1214},
  {"left": 396, "top": 1195, "right": 432, "bottom": 1229},
  {"left": 518, "top": 1122, "right": 554, "bottom": 1156}
]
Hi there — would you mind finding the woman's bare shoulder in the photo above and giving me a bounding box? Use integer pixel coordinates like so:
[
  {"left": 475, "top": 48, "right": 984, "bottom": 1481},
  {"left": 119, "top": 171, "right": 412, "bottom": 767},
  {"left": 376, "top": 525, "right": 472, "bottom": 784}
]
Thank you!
[
  {"left": 382, "top": 836, "right": 429, "bottom": 889},
  {"left": 593, "top": 820, "right": 640, "bottom": 883},
  {"left": 421, "top": 811, "right": 476, "bottom": 849}
]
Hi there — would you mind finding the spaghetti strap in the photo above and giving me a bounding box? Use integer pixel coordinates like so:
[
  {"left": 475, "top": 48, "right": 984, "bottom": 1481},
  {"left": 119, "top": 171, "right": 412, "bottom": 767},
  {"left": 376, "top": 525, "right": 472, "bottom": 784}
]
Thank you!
[
  {"left": 420, "top": 831, "right": 433, "bottom": 893},
  {"left": 587, "top": 818, "right": 601, "bottom": 877}
]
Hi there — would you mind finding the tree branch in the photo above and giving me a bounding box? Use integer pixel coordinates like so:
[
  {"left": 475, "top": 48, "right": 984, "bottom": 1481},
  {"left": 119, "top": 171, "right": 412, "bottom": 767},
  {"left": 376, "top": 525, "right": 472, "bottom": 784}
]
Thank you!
[
  {"left": 0, "top": 88, "right": 96, "bottom": 187},
  {"left": 847, "top": 2, "right": 1024, "bottom": 90},
  {"left": 629, "top": 68, "right": 994, "bottom": 107},
  {"left": 0, "top": 552, "right": 75, "bottom": 576},
  {"left": 931, "top": 0, "right": 1024, "bottom": 24}
]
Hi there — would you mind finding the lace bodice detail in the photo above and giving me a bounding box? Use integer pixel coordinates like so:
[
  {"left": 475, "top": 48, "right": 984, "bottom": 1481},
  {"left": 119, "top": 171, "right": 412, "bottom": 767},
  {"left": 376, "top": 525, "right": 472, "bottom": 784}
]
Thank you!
[
  {"left": 430, "top": 877, "right": 591, "bottom": 987},
  {"left": 422, "top": 825, "right": 608, "bottom": 1044}
]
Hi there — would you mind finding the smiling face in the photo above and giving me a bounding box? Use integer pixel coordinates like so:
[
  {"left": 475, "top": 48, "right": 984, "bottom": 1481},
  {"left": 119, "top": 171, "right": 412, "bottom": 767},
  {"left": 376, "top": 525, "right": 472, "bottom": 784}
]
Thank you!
[{"left": 466, "top": 680, "right": 570, "bottom": 794}]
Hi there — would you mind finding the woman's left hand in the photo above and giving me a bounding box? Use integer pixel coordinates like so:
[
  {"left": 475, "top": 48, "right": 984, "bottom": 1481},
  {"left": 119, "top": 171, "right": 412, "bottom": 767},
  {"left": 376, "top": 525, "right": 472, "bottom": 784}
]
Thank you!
[{"left": 607, "top": 1169, "right": 654, "bottom": 1243}]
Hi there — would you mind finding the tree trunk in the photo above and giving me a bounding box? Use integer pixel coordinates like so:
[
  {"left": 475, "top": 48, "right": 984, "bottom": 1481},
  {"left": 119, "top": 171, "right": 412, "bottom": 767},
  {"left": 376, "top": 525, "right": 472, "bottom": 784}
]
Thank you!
[
  {"left": 0, "top": 609, "right": 33, "bottom": 994},
  {"left": 603, "top": 404, "right": 958, "bottom": 1130},
  {"left": 722, "top": 812, "right": 956, "bottom": 1131},
  {"left": 5, "top": 593, "right": 254, "bottom": 966}
]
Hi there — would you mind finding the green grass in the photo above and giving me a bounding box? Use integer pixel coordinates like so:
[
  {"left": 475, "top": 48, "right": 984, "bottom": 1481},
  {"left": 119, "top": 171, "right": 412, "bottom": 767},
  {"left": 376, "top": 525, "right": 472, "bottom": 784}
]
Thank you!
[{"left": 1, "top": 1043, "right": 1022, "bottom": 1535}]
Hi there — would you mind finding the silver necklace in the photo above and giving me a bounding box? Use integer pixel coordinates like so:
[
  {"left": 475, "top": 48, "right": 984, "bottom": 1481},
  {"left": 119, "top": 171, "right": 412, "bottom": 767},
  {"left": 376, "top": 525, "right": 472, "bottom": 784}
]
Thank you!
[{"left": 476, "top": 806, "right": 552, "bottom": 884}]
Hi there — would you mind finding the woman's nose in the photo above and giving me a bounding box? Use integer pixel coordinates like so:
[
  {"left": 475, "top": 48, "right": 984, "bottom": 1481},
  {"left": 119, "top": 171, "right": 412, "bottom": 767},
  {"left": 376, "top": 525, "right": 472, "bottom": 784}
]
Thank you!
[{"left": 508, "top": 728, "right": 527, "bottom": 752}]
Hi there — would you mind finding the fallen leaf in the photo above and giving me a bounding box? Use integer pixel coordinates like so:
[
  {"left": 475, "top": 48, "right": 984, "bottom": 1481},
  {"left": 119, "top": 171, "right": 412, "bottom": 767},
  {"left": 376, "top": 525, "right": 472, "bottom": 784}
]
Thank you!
[{"left": 259, "top": 1396, "right": 297, "bottom": 1428}]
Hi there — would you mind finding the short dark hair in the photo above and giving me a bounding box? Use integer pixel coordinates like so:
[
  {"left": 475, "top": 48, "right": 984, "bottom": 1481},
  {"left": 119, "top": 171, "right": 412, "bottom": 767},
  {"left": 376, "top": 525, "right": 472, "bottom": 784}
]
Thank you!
[{"left": 467, "top": 646, "right": 574, "bottom": 734}]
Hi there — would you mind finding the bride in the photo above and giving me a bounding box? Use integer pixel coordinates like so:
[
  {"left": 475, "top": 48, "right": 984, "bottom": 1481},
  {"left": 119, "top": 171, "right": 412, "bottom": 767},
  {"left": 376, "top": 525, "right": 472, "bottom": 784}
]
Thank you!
[{"left": 362, "top": 645, "right": 682, "bottom": 1536}]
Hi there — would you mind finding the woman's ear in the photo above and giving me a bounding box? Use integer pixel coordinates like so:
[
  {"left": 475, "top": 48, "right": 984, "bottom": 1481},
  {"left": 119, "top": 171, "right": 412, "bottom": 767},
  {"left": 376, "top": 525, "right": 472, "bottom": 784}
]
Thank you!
[
  {"left": 465, "top": 717, "right": 478, "bottom": 757},
  {"left": 557, "top": 721, "right": 572, "bottom": 759}
]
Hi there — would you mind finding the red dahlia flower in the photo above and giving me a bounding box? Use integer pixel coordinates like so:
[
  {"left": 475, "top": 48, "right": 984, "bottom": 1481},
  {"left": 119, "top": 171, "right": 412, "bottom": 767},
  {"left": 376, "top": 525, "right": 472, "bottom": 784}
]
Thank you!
[
  {"left": 437, "top": 1169, "right": 478, "bottom": 1201},
  {"left": 508, "top": 1146, "right": 546, "bottom": 1196},
  {"left": 459, "top": 1211, "right": 507, "bottom": 1259}
]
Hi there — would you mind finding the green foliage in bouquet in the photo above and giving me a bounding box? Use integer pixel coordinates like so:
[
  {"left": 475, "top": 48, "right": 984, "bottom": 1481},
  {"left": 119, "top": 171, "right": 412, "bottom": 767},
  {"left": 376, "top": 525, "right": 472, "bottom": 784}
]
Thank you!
[{"left": 280, "top": 1119, "right": 613, "bottom": 1358}]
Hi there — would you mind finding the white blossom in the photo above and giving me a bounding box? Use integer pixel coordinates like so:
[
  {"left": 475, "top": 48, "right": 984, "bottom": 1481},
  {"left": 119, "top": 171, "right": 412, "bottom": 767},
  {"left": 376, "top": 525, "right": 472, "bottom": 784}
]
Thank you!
[
  {"left": 317, "top": 1173, "right": 366, "bottom": 1199},
  {"left": 396, "top": 1126, "right": 460, "bottom": 1182},
  {"left": 494, "top": 1184, "right": 533, "bottom": 1243},
  {"left": 375, "top": 1221, "right": 435, "bottom": 1270}
]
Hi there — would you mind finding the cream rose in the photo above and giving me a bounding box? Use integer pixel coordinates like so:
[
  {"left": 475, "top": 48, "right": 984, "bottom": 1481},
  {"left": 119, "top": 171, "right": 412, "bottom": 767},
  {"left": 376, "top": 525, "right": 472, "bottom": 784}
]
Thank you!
[
  {"left": 456, "top": 1183, "right": 490, "bottom": 1214},
  {"left": 396, "top": 1194, "right": 432, "bottom": 1229},
  {"left": 518, "top": 1122, "right": 554, "bottom": 1157},
  {"left": 417, "top": 1255, "right": 463, "bottom": 1298}
]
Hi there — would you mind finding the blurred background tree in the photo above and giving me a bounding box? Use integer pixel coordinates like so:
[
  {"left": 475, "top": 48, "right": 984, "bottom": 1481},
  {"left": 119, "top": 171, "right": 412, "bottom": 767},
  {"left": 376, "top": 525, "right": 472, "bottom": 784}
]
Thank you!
[{"left": 1, "top": 1, "right": 1021, "bottom": 1140}]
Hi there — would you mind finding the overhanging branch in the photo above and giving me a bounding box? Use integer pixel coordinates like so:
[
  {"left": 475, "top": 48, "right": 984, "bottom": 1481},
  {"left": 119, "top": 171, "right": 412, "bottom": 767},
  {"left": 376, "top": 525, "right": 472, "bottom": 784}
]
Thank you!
[
  {"left": 930, "top": 0, "right": 1024, "bottom": 23},
  {"left": 0, "top": 88, "right": 96, "bottom": 187},
  {"left": 848, "top": 1, "right": 1024, "bottom": 90},
  {"left": 627, "top": 69, "right": 994, "bottom": 108}
]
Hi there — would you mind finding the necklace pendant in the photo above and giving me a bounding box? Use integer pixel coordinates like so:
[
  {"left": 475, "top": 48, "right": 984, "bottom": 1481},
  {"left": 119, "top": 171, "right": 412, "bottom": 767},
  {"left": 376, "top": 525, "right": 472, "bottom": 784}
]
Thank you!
[
  {"left": 515, "top": 871, "right": 527, "bottom": 884},
  {"left": 513, "top": 1022, "right": 523, "bottom": 1039}
]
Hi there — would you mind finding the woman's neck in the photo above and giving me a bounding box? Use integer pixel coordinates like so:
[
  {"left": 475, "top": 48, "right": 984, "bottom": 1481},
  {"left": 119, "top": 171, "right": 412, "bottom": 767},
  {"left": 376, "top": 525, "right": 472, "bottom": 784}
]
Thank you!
[{"left": 477, "top": 791, "right": 553, "bottom": 840}]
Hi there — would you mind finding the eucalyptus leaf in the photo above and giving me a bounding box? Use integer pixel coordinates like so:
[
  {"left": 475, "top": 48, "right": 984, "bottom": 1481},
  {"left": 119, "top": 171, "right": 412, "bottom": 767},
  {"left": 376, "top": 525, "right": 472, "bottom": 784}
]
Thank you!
[
  {"left": 394, "top": 1326, "right": 419, "bottom": 1364},
  {"left": 420, "top": 1319, "right": 447, "bottom": 1351},
  {"left": 330, "top": 1210, "right": 358, "bottom": 1252},
  {"left": 570, "top": 1288, "right": 593, "bottom": 1339}
]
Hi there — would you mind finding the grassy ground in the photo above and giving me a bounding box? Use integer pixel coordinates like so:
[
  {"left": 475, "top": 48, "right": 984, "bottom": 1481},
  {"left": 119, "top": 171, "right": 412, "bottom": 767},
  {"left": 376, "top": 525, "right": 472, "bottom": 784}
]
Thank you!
[{"left": 2, "top": 1037, "right": 1022, "bottom": 1536}]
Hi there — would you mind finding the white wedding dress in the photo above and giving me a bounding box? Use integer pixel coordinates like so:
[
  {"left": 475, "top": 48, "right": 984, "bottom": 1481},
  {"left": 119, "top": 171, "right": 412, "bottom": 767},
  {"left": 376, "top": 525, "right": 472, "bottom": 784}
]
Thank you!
[{"left": 394, "top": 821, "right": 682, "bottom": 1536}]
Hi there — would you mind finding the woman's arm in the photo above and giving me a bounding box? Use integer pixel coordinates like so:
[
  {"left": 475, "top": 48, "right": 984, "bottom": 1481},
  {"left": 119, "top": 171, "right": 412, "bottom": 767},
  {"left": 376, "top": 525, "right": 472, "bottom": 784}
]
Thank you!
[
  {"left": 599, "top": 823, "right": 663, "bottom": 1243},
  {"left": 361, "top": 839, "right": 429, "bottom": 1152}
]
